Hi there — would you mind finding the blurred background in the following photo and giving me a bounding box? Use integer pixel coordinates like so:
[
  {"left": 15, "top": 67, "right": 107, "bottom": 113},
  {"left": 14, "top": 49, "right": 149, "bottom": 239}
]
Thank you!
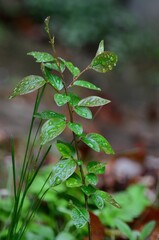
[{"left": 1, "top": 1, "right": 159, "bottom": 239}]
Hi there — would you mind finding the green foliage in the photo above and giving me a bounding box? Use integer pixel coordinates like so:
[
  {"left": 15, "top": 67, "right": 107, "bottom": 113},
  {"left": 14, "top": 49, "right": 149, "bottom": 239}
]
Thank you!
[
  {"left": 71, "top": 206, "right": 89, "bottom": 228},
  {"left": 7, "top": 17, "right": 120, "bottom": 240},
  {"left": 98, "top": 184, "right": 151, "bottom": 228},
  {"left": 90, "top": 51, "right": 118, "bottom": 73},
  {"left": 116, "top": 219, "right": 156, "bottom": 240},
  {"left": 9, "top": 75, "right": 46, "bottom": 99},
  {"left": 50, "top": 159, "right": 76, "bottom": 186},
  {"left": 72, "top": 80, "right": 101, "bottom": 91},
  {"left": 40, "top": 118, "right": 66, "bottom": 145}
]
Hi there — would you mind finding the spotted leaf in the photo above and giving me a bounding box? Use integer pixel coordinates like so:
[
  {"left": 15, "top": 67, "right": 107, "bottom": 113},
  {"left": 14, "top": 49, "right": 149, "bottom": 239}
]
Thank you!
[
  {"left": 81, "top": 185, "right": 96, "bottom": 197},
  {"left": 44, "top": 60, "right": 65, "bottom": 72},
  {"left": 54, "top": 93, "right": 70, "bottom": 106},
  {"left": 81, "top": 135, "right": 100, "bottom": 152},
  {"left": 60, "top": 59, "right": 80, "bottom": 77},
  {"left": 74, "top": 106, "right": 92, "bottom": 119},
  {"left": 40, "top": 118, "right": 66, "bottom": 145},
  {"left": 68, "top": 122, "right": 83, "bottom": 135},
  {"left": 85, "top": 173, "right": 98, "bottom": 185},
  {"left": 78, "top": 96, "right": 110, "bottom": 107},
  {"left": 50, "top": 159, "right": 76, "bottom": 186},
  {"left": 27, "top": 51, "right": 55, "bottom": 63},
  {"left": 71, "top": 206, "right": 90, "bottom": 228},
  {"left": 87, "top": 133, "right": 114, "bottom": 154},
  {"left": 44, "top": 67, "right": 64, "bottom": 91},
  {"left": 68, "top": 92, "right": 81, "bottom": 106},
  {"left": 56, "top": 141, "right": 75, "bottom": 158},
  {"left": 87, "top": 161, "right": 106, "bottom": 175},
  {"left": 9, "top": 75, "right": 46, "bottom": 99},
  {"left": 34, "top": 110, "right": 66, "bottom": 120},
  {"left": 92, "top": 190, "right": 121, "bottom": 209},
  {"left": 73, "top": 80, "right": 101, "bottom": 91},
  {"left": 90, "top": 51, "right": 118, "bottom": 73},
  {"left": 66, "top": 173, "right": 82, "bottom": 188}
]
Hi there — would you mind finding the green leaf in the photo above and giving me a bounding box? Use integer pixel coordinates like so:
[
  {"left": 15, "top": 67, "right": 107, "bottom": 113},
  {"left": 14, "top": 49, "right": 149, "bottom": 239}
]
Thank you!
[
  {"left": 73, "top": 80, "right": 101, "bottom": 91},
  {"left": 115, "top": 220, "right": 132, "bottom": 239},
  {"left": 68, "top": 122, "right": 83, "bottom": 135},
  {"left": 87, "top": 133, "right": 114, "bottom": 154},
  {"left": 50, "top": 159, "right": 76, "bottom": 186},
  {"left": 68, "top": 92, "right": 81, "bottom": 106},
  {"left": 90, "top": 51, "right": 118, "bottom": 73},
  {"left": 66, "top": 173, "right": 82, "bottom": 188},
  {"left": 81, "top": 185, "right": 96, "bottom": 196},
  {"left": 40, "top": 118, "right": 66, "bottom": 145},
  {"left": 44, "top": 67, "right": 64, "bottom": 91},
  {"left": 34, "top": 110, "right": 66, "bottom": 120},
  {"left": 96, "top": 40, "right": 104, "bottom": 56},
  {"left": 56, "top": 232, "right": 75, "bottom": 240},
  {"left": 78, "top": 96, "right": 110, "bottom": 107},
  {"left": 44, "top": 60, "right": 65, "bottom": 72},
  {"left": 85, "top": 173, "right": 98, "bottom": 185},
  {"left": 91, "top": 190, "right": 105, "bottom": 209},
  {"left": 54, "top": 93, "right": 70, "bottom": 106},
  {"left": 92, "top": 190, "right": 121, "bottom": 209},
  {"left": 74, "top": 106, "right": 92, "bottom": 119},
  {"left": 27, "top": 51, "right": 55, "bottom": 63},
  {"left": 71, "top": 206, "right": 89, "bottom": 228},
  {"left": 87, "top": 161, "right": 106, "bottom": 175},
  {"left": 56, "top": 141, "right": 75, "bottom": 158},
  {"left": 9, "top": 75, "right": 46, "bottom": 99},
  {"left": 60, "top": 58, "right": 80, "bottom": 77},
  {"left": 140, "top": 221, "right": 156, "bottom": 240},
  {"left": 81, "top": 135, "right": 100, "bottom": 152}
]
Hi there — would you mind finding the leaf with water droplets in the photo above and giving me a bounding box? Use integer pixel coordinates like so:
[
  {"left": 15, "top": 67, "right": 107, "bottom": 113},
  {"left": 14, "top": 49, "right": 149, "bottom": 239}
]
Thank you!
[
  {"left": 60, "top": 58, "right": 80, "bottom": 77},
  {"left": 78, "top": 96, "right": 110, "bottom": 107},
  {"left": 68, "top": 92, "right": 81, "bottom": 106},
  {"left": 40, "top": 118, "right": 66, "bottom": 145},
  {"left": 81, "top": 185, "right": 96, "bottom": 196},
  {"left": 50, "top": 159, "right": 76, "bottom": 186},
  {"left": 27, "top": 51, "right": 55, "bottom": 63},
  {"left": 73, "top": 80, "right": 101, "bottom": 91},
  {"left": 44, "top": 67, "right": 64, "bottom": 91},
  {"left": 96, "top": 40, "right": 104, "bottom": 56},
  {"left": 68, "top": 122, "right": 83, "bottom": 135},
  {"left": 56, "top": 141, "right": 75, "bottom": 158},
  {"left": 54, "top": 93, "right": 70, "bottom": 106},
  {"left": 81, "top": 135, "right": 100, "bottom": 152},
  {"left": 34, "top": 110, "right": 66, "bottom": 120},
  {"left": 90, "top": 51, "right": 118, "bottom": 73},
  {"left": 71, "top": 206, "right": 90, "bottom": 228},
  {"left": 44, "top": 60, "right": 65, "bottom": 72},
  {"left": 85, "top": 173, "right": 98, "bottom": 185},
  {"left": 87, "top": 133, "right": 114, "bottom": 154},
  {"left": 74, "top": 106, "right": 92, "bottom": 119},
  {"left": 66, "top": 173, "right": 82, "bottom": 188},
  {"left": 87, "top": 161, "right": 106, "bottom": 175},
  {"left": 9, "top": 75, "right": 46, "bottom": 99},
  {"left": 92, "top": 190, "right": 121, "bottom": 209}
]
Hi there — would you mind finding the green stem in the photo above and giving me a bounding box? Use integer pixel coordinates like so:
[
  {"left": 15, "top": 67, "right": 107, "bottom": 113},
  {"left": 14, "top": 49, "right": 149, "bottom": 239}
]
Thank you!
[
  {"left": 11, "top": 138, "right": 17, "bottom": 200},
  {"left": 46, "top": 24, "right": 92, "bottom": 240},
  {"left": 7, "top": 85, "right": 46, "bottom": 239}
]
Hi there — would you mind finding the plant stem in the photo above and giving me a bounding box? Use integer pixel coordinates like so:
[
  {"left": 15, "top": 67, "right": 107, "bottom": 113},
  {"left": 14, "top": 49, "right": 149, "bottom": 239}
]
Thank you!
[
  {"left": 46, "top": 24, "right": 92, "bottom": 240},
  {"left": 11, "top": 138, "right": 17, "bottom": 200},
  {"left": 8, "top": 86, "right": 46, "bottom": 239}
]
